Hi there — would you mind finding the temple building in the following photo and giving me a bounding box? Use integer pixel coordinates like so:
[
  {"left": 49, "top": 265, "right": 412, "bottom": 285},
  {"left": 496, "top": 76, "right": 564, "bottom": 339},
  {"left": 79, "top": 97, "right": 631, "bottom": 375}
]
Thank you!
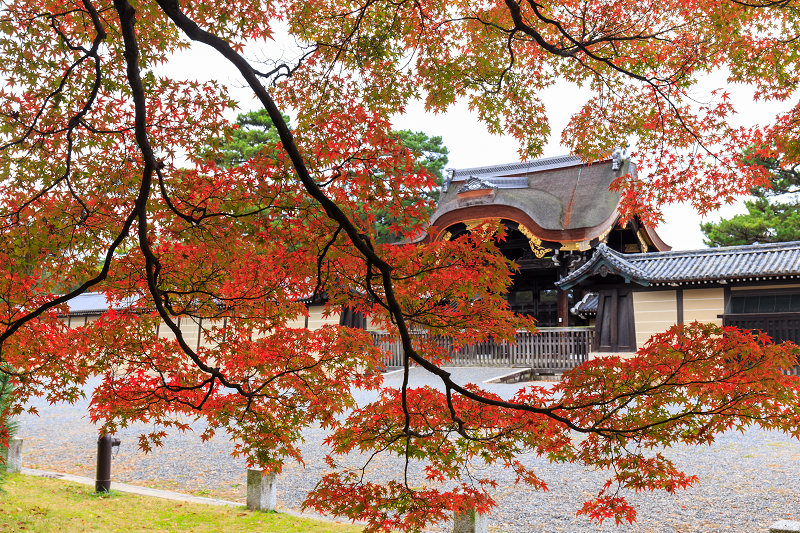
[
  {"left": 413, "top": 152, "right": 800, "bottom": 375},
  {"left": 422, "top": 153, "right": 670, "bottom": 328},
  {"left": 62, "top": 153, "right": 800, "bottom": 374},
  {"left": 558, "top": 240, "right": 800, "bottom": 366}
]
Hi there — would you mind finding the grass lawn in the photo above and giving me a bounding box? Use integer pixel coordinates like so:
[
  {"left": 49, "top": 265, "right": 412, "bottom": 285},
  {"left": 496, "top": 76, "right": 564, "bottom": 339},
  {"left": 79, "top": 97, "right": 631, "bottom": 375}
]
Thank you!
[{"left": 0, "top": 474, "right": 363, "bottom": 532}]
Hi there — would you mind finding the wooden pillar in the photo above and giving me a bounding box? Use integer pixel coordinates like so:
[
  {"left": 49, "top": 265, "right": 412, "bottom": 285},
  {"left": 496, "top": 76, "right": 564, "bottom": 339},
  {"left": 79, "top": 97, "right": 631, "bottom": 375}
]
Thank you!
[{"left": 557, "top": 289, "right": 569, "bottom": 326}]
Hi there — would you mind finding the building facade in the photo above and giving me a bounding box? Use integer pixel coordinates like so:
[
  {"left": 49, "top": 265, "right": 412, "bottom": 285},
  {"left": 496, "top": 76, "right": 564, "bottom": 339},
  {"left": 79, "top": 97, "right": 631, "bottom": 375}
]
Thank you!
[{"left": 558, "top": 241, "right": 800, "bottom": 366}]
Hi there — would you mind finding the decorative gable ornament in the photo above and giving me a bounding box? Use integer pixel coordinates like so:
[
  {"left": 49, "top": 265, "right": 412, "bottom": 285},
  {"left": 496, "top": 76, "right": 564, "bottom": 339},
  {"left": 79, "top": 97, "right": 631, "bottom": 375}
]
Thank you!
[
  {"left": 456, "top": 175, "right": 497, "bottom": 206},
  {"left": 457, "top": 175, "right": 496, "bottom": 194},
  {"left": 611, "top": 144, "right": 630, "bottom": 171}
]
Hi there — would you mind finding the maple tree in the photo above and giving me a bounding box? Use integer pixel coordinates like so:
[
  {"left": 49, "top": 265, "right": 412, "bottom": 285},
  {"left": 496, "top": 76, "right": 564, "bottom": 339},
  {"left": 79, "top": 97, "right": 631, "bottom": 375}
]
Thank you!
[{"left": 1, "top": 1, "right": 800, "bottom": 531}]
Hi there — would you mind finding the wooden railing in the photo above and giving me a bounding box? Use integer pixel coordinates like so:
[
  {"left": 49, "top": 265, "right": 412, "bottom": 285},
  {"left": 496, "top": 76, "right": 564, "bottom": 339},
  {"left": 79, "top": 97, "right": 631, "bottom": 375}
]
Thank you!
[{"left": 371, "top": 327, "right": 594, "bottom": 372}]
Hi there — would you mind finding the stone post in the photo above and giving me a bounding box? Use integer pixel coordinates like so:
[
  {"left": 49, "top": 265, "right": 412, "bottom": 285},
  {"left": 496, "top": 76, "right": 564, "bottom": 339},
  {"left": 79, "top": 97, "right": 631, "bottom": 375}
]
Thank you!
[
  {"left": 770, "top": 521, "right": 800, "bottom": 533},
  {"left": 2, "top": 437, "right": 22, "bottom": 473},
  {"left": 453, "top": 508, "right": 488, "bottom": 533},
  {"left": 246, "top": 469, "right": 277, "bottom": 511}
]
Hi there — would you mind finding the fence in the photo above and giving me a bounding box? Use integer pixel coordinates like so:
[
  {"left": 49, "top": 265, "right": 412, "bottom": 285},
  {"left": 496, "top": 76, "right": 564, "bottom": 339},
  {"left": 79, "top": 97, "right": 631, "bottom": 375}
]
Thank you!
[
  {"left": 371, "top": 327, "right": 594, "bottom": 372},
  {"left": 723, "top": 313, "right": 800, "bottom": 376}
]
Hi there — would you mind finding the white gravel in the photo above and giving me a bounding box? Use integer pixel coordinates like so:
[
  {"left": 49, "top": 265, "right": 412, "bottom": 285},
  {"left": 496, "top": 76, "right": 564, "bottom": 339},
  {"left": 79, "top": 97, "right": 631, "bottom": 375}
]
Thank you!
[{"left": 15, "top": 368, "right": 800, "bottom": 532}]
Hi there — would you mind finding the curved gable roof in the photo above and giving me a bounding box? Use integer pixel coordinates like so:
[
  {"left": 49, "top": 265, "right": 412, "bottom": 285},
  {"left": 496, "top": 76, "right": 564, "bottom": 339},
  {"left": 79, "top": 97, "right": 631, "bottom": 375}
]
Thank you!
[
  {"left": 558, "top": 243, "right": 650, "bottom": 289},
  {"left": 426, "top": 154, "right": 665, "bottom": 247}
]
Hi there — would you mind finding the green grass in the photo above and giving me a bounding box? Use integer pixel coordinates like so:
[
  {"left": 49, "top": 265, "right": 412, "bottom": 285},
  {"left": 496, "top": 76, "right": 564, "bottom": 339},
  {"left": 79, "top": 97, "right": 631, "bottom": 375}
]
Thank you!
[{"left": 0, "top": 474, "right": 363, "bottom": 532}]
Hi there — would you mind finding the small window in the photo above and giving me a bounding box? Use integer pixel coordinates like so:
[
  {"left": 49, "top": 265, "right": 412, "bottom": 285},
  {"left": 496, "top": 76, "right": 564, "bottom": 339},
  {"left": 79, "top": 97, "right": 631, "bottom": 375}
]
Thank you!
[
  {"left": 757, "top": 295, "right": 775, "bottom": 313},
  {"left": 776, "top": 294, "right": 793, "bottom": 312},
  {"left": 539, "top": 289, "right": 558, "bottom": 303},
  {"left": 724, "top": 290, "right": 800, "bottom": 344},
  {"left": 514, "top": 290, "right": 534, "bottom": 305},
  {"left": 728, "top": 290, "right": 800, "bottom": 315}
]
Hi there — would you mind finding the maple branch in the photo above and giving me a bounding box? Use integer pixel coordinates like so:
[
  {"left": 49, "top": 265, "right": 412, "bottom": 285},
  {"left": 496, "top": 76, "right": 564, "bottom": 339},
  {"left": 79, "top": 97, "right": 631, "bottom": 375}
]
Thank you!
[
  {"left": 502, "top": 0, "right": 731, "bottom": 171},
  {"left": 1, "top": 50, "right": 90, "bottom": 151},
  {"left": 153, "top": 0, "right": 390, "bottom": 268},
  {"left": 0, "top": 2, "right": 144, "bottom": 359},
  {"left": 150, "top": 0, "right": 796, "bottom": 447},
  {"left": 312, "top": 224, "right": 343, "bottom": 303},
  {"left": 0, "top": 0, "right": 110, "bottom": 238},
  {"left": 153, "top": 0, "right": 576, "bottom": 428},
  {"left": 313, "top": 0, "right": 379, "bottom": 72},
  {"left": 154, "top": 166, "right": 276, "bottom": 225},
  {"left": 253, "top": 46, "right": 318, "bottom": 85},
  {"left": 445, "top": 384, "right": 466, "bottom": 435},
  {"left": 730, "top": 0, "right": 793, "bottom": 6},
  {"left": 112, "top": 0, "right": 255, "bottom": 400}
]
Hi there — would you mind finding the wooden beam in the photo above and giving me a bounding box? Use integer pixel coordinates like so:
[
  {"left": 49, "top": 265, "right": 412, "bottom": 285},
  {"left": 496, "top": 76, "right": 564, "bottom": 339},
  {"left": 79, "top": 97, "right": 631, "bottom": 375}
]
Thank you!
[{"left": 557, "top": 289, "right": 569, "bottom": 326}]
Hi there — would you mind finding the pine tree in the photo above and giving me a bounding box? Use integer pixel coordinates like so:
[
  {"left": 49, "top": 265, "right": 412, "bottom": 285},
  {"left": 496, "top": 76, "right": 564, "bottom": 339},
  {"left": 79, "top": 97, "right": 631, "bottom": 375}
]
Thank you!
[
  {"left": 702, "top": 156, "right": 800, "bottom": 246},
  {"left": 213, "top": 111, "right": 448, "bottom": 242}
]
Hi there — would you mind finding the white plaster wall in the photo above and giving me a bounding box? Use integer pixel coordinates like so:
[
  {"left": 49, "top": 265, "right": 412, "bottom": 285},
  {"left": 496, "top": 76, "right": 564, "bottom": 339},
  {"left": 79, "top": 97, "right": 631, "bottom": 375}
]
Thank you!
[
  {"left": 633, "top": 290, "right": 678, "bottom": 348},
  {"left": 683, "top": 287, "right": 724, "bottom": 325}
]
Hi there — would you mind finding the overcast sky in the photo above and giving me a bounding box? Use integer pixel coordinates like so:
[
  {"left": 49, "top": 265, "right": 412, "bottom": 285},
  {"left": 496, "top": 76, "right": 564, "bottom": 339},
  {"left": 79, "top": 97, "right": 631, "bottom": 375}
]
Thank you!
[{"left": 173, "top": 42, "right": 790, "bottom": 251}]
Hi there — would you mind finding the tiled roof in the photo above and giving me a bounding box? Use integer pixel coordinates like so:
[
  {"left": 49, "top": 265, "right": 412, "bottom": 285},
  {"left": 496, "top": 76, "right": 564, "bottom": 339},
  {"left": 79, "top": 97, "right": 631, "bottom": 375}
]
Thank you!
[
  {"left": 450, "top": 155, "right": 583, "bottom": 181},
  {"left": 558, "top": 241, "right": 800, "bottom": 288},
  {"left": 571, "top": 292, "right": 598, "bottom": 317},
  {"left": 66, "top": 293, "right": 135, "bottom": 315}
]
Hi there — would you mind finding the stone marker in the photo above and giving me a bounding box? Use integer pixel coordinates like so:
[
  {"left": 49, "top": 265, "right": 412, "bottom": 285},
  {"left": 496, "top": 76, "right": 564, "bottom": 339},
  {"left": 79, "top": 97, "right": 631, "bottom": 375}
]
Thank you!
[
  {"left": 453, "top": 508, "right": 488, "bottom": 533},
  {"left": 770, "top": 521, "right": 800, "bottom": 533},
  {"left": 2, "top": 437, "right": 22, "bottom": 473},
  {"left": 246, "top": 469, "right": 277, "bottom": 511}
]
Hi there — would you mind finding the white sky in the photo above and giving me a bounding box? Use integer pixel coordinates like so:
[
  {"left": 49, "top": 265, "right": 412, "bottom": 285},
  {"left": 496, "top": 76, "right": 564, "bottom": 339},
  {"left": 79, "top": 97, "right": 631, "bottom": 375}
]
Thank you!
[{"left": 173, "top": 42, "right": 790, "bottom": 251}]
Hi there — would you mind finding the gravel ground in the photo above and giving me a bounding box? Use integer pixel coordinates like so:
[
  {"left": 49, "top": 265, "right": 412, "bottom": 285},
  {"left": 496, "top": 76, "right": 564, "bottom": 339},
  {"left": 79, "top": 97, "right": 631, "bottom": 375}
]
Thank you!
[{"left": 14, "top": 367, "right": 800, "bottom": 532}]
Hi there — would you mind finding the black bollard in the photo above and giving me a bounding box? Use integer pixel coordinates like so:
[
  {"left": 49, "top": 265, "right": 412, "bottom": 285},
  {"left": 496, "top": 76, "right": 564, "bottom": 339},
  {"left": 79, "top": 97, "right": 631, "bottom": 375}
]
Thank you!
[{"left": 95, "top": 434, "right": 121, "bottom": 493}]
